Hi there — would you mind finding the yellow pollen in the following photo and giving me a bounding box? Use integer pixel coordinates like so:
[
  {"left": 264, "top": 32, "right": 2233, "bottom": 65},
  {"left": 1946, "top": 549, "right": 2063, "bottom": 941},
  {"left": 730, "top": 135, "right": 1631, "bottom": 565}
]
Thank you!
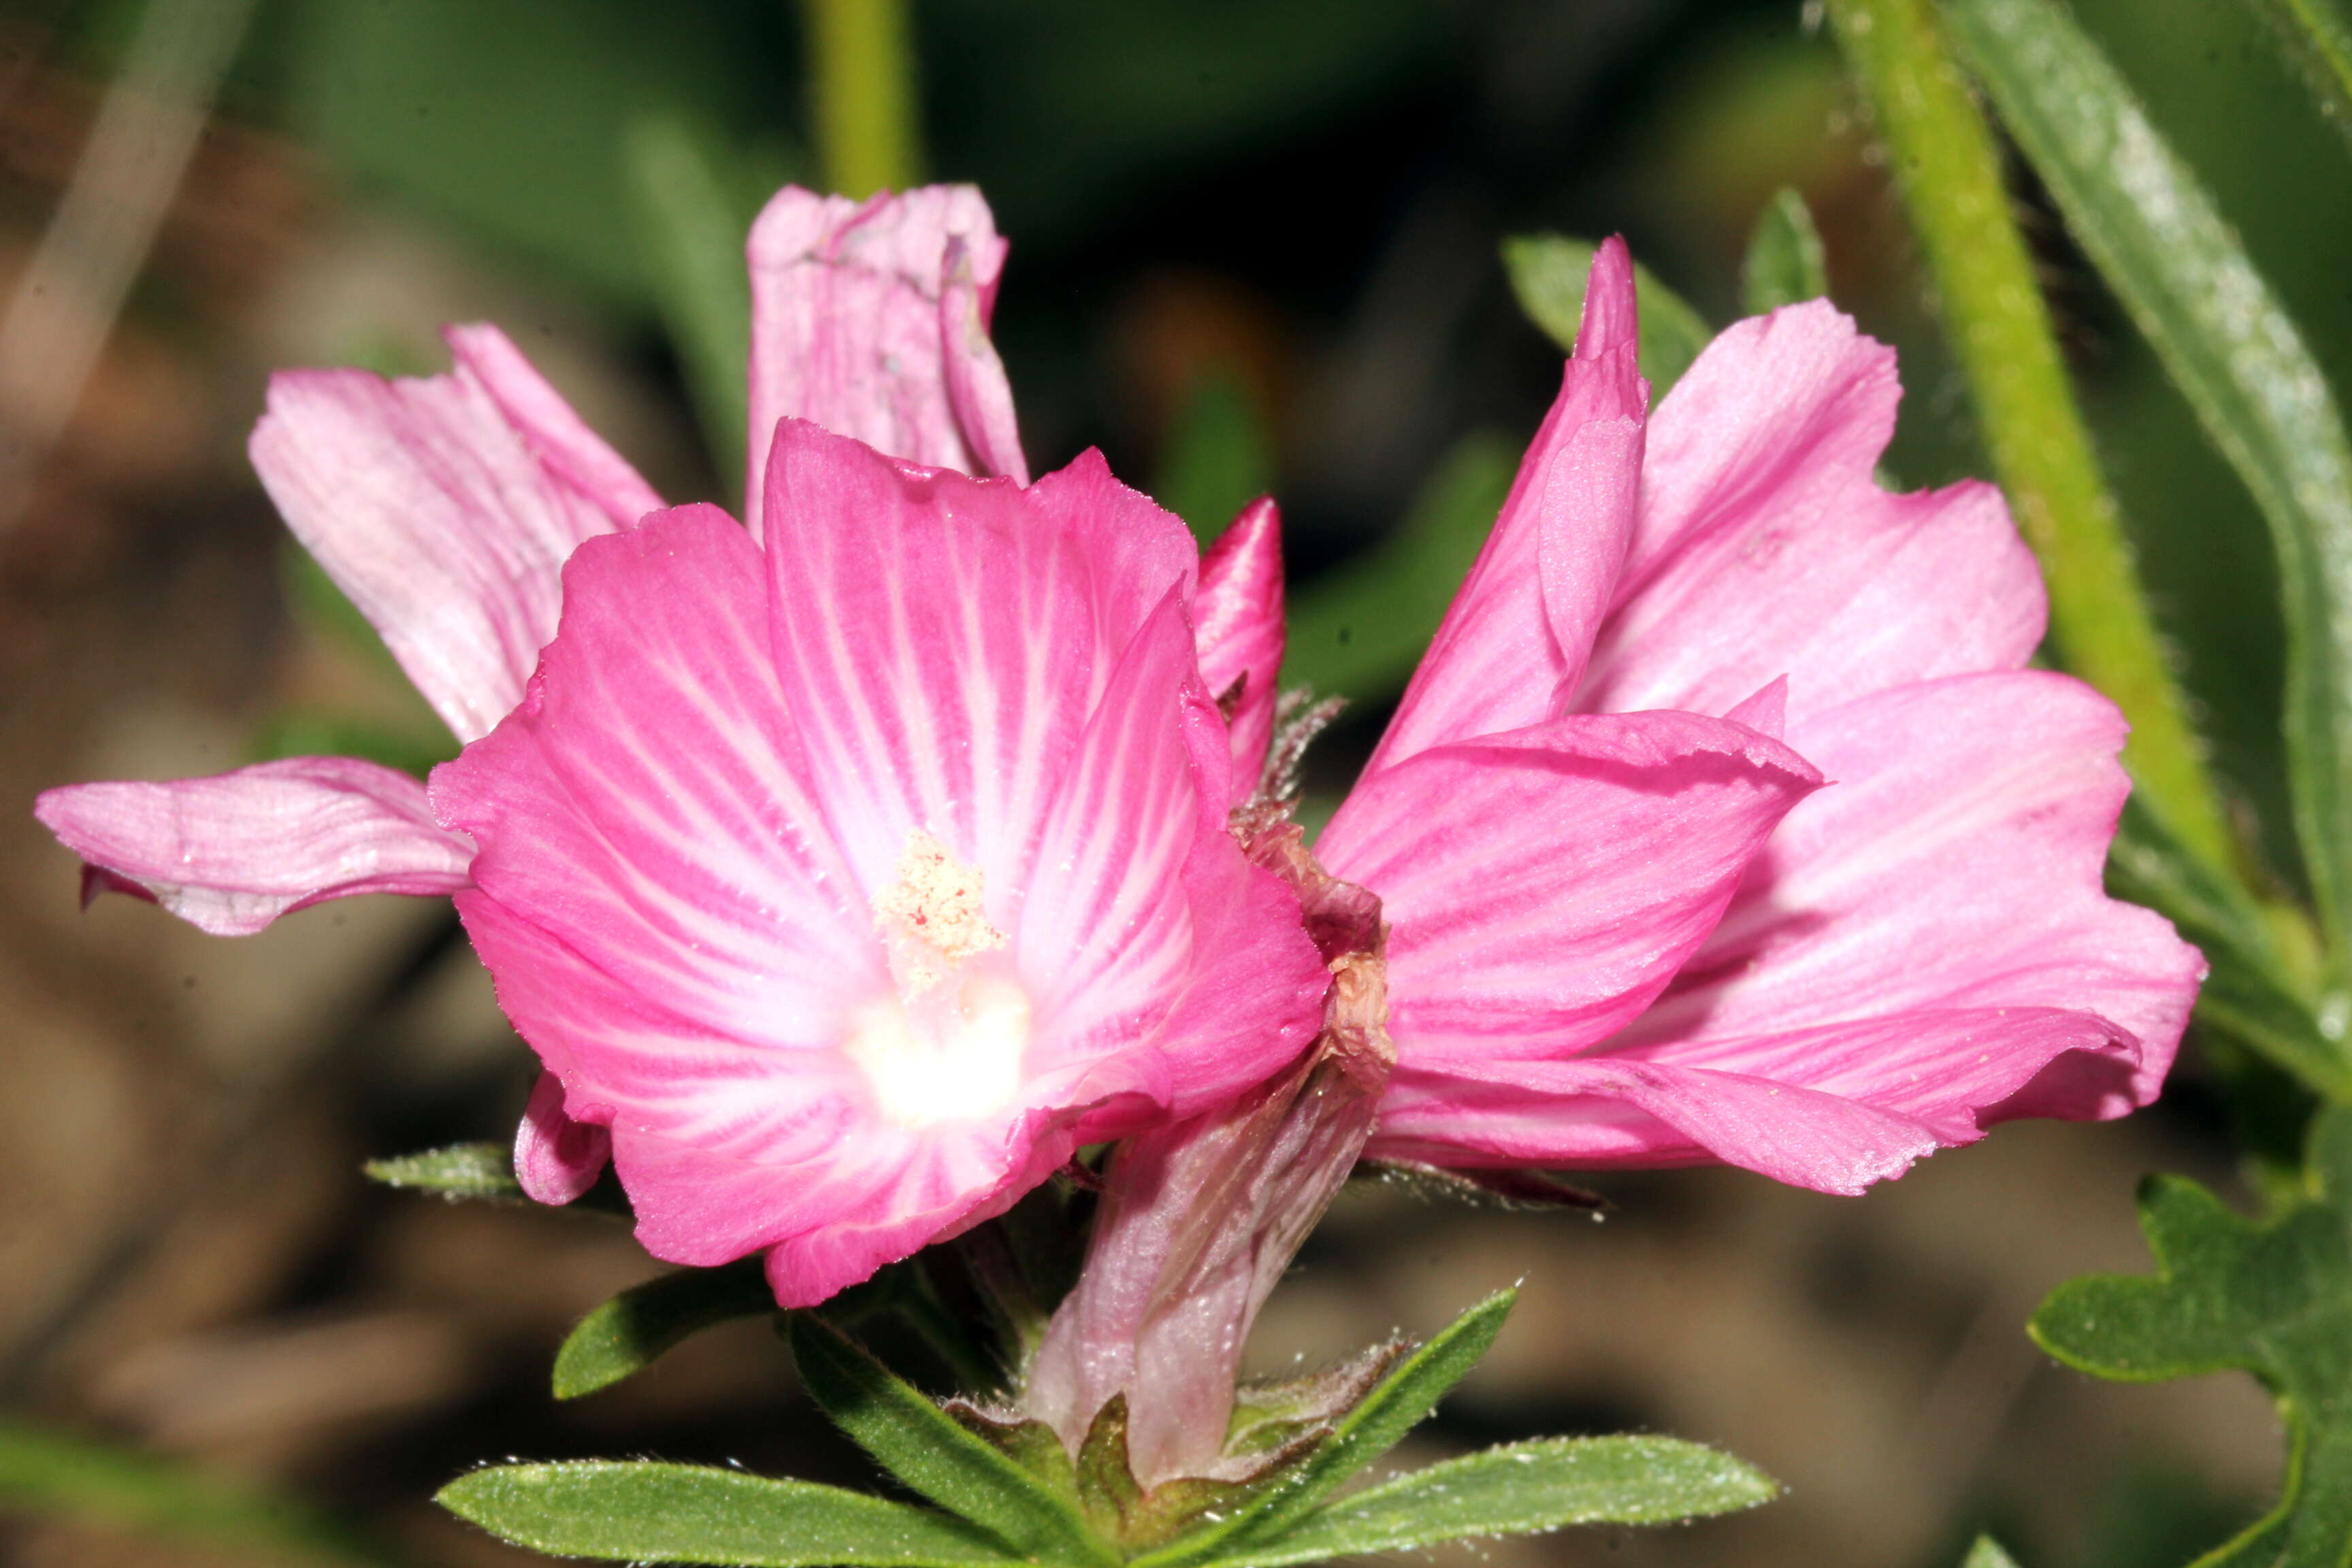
[{"left": 870, "top": 828, "right": 1007, "bottom": 990}]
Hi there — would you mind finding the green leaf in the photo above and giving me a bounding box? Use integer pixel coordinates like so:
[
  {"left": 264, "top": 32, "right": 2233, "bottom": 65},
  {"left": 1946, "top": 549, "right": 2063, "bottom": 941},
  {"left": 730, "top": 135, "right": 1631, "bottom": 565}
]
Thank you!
[
  {"left": 2108, "top": 796, "right": 2351, "bottom": 1099},
  {"left": 438, "top": 1461, "right": 1022, "bottom": 1567},
  {"left": 623, "top": 114, "right": 757, "bottom": 491},
  {"left": 1281, "top": 431, "right": 1516, "bottom": 700},
  {"left": 1963, "top": 1537, "right": 2025, "bottom": 1568},
  {"left": 2245, "top": 0, "right": 2352, "bottom": 163},
  {"left": 553, "top": 1258, "right": 777, "bottom": 1399},
  {"left": 1501, "top": 234, "right": 1712, "bottom": 396},
  {"left": 785, "top": 1314, "right": 1117, "bottom": 1566},
  {"left": 1154, "top": 370, "right": 1276, "bottom": 549},
  {"left": 1740, "top": 187, "right": 1830, "bottom": 315},
  {"left": 2029, "top": 1106, "right": 2352, "bottom": 1568},
  {"left": 1950, "top": 0, "right": 2352, "bottom": 987},
  {"left": 0, "top": 1418, "right": 398, "bottom": 1567},
  {"left": 363, "top": 1143, "right": 524, "bottom": 1201},
  {"left": 1132, "top": 1288, "right": 1518, "bottom": 1568},
  {"left": 1186, "top": 1437, "right": 1775, "bottom": 1568}
]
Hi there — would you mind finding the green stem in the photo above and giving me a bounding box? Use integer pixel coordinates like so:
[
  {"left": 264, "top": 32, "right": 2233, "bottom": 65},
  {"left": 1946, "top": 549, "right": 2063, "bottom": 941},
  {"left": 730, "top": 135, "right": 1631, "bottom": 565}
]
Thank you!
[
  {"left": 800, "top": 0, "right": 923, "bottom": 198},
  {"left": 1824, "top": 0, "right": 2236, "bottom": 874}
]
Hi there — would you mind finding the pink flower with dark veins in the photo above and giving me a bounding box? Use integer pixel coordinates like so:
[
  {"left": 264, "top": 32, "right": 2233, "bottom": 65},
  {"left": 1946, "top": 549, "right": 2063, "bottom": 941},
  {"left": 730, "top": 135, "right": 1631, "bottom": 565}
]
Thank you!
[
  {"left": 35, "top": 185, "right": 1321, "bottom": 1301},
  {"left": 1250, "top": 240, "right": 2206, "bottom": 1194}
]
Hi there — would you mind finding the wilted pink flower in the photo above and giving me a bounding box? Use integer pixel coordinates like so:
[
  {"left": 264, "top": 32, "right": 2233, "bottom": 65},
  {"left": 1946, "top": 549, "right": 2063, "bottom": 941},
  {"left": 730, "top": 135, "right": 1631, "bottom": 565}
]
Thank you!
[
  {"left": 1251, "top": 240, "right": 2204, "bottom": 1194},
  {"left": 35, "top": 185, "right": 1322, "bottom": 1301}
]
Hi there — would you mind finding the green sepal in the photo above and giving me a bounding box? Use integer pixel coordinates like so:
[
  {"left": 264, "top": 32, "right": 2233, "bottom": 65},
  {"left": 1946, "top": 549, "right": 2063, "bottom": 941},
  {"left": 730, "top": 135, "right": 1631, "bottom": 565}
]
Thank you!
[
  {"left": 2029, "top": 1107, "right": 2352, "bottom": 1567},
  {"left": 1132, "top": 1288, "right": 1517, "bottom": 1568},
  {"left": 785, "top": 1313, "right": 1119, "bottom": 1566},
  {"left": 1740, "top": 187, "right": 1830, "bottom": 315},
  {"left": 553, "top": 1258, "right": 778, "bottom": 1399},
  {"left": 436, "top": 1461, "right": 1024, "bottom": 1567},
  {"left": 1501, "top": 234, "right": 1712, "bottom": 395}
]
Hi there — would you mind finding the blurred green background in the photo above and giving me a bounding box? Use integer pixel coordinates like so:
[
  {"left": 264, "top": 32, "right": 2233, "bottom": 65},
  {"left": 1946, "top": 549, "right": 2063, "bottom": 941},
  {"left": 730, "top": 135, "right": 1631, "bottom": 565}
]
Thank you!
[{"left": 0, "top": 1, "right": 2340, "bottom": 1565}]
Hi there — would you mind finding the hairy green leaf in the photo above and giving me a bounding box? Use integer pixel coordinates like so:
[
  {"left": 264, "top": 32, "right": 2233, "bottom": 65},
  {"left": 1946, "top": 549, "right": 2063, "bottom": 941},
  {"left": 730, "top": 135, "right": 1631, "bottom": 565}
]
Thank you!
[
  {"left": 785, "top": 1314, "right": 1117, "bottom": 1565},
  {"left": 2245, "top": 0, "right": 2352, "bottom": 161},
  {"left": 1132, "top": 1288, "right": 1518, "bottom": 1568},
  {"left": 2030, "top": 1107, "right": 2352, "bottom": 1567},
  {"left": 1953, "top": 0, "right": 2352, "bottom": 987},
  {"left": 553, "top": 1258, "right": 777, "bottom": 1399},
  {"left": 363, "top": 1143, "right": 524, "bottom": 1201},
  {"left": 438, "top": 1461, "right": 1021, "bottom": 1567},
  {"left": 0, "top": 1419, "right": 397, "bottom": 1567},
  {"left": 1741, "top": 187, "right": 1830, "bottom": 315},
  {"left": 2108, "top": 796, "right": 2350, "bottom": 1098},
  {"left": 1281, "top": 431, "right": 1516, "bottom": 700},
  {"left": 1190, "top": 1437, "right": 1775, "bottom": 1568},
  {"left": 1502, "top": 234, "right": 1711, "bottom": 394}
]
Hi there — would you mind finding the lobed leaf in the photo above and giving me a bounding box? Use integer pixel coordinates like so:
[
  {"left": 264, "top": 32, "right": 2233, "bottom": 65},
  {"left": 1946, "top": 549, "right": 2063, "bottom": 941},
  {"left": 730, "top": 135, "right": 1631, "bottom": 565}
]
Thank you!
[
  {"left": 438, "top": 1461, "right": 1021, "bottom": 1567},
  {"left": 1132, "top": 1288, "right": 1517, "bottom": 1568},
  {"left": 2029, "top": 1107, "right": 2352, "bottom": 1567},
  {"left": 785, "top": 1313, "right": 1117, "bottom": 1566},
  {"left": 1501, "top": 234, "right": 1711, "bottom": 394},
  {"left": 553, "top": 1258, "right": 778, "bottom": 1399},
  {"left": 1740, "top": 187, "right": 1830, "bottom": 316},
  {"left": 1953, "top": 0, "right": 2352, "bottom": 994},
  {"left": 1188, "top": 1437, "right": 1776, "bottom": 1568}
]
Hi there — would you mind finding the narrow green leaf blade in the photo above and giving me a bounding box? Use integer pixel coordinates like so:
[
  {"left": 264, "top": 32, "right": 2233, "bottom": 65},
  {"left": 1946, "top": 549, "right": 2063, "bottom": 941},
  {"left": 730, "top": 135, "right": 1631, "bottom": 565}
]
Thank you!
[
  {"left": 1501, "top": 235, "right": 1712, "bottom": 394},
  {"left": 785, "top": 1314, "right": 1115, "bottom": 1566},
  {"left": 0, "top": 1419, "right": 397, "bottom": 1567},
  {"left": 1134, "top": 1288, "right": 1518, "bottom": 1568},
  {"left": 1963, "top": 1536, "right": 2025, "bottom": 1568},
  {"left": 2246, "top": 0, "right": 2352, "bottom": 162},
  {"left": 1952, "top": 0, "right": 2352, "bottom": 983},
  {"left": 1190, "top": 1437, "right": 1775, "bottom": 1568},
  {"left": 1281, "top": 431, "right": 1517, "bottom": 700},
  {"left": 2107, "top": 796, "right": 2351, "bottom": 1098},
  {"left": 363, "top": 1143, "right": 523, "bottom": 1201},
  {"left": 1741, "top": 187, "right": 1830, "bottom": 314},
  {"left": 623, "top": 114, "right": 756, "bottom": 490},
  {"left": 553, "top": 1259, "right": 778, "bottom": 1399},
  {"left": 438, "top": 1461, "right": 1020, "bottom": 1567}
]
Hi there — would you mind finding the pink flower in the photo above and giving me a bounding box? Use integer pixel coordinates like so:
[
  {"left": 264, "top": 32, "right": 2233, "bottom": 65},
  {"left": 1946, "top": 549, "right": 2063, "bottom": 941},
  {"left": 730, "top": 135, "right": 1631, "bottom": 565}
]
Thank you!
[
  {"left": 35, "top": 185, "right": 1321, "bottom": 1300},
  {"left": 1258, "top": 240, "right": 2205, "bottom": 1194}
]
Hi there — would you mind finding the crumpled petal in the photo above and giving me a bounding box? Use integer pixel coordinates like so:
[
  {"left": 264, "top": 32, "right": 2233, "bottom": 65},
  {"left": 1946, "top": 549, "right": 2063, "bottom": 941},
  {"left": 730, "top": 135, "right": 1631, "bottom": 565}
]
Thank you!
[
  {"left": 1576, "top": 302, "right": 2044, "bottom": 723},
  {"left": 1369, "top": 238, "right": 1647, "bottom": 772},
  {"left": 1193, "top": 497, "right": 1286, "bottom": 798},
  {"left": 514, "top": 1068, "right": 612, "bottom": 1205},
  {"left": 1318, "top": 709, "right": 1820, "bottom": 1067},
  {"left": 35, "top": 757, "right": 474, "bottom": 936},
  {"left": 249, "top": 325, "right": 664, "bottom": 744},
  {"left": 744, "top": 185, "right": 1021, "bottom": 536}
]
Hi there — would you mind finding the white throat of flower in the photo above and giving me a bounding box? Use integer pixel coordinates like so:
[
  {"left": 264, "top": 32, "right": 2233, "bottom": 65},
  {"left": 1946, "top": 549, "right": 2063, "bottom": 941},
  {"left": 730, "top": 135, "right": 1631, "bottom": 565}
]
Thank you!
[{"left": 848, "top": 828, "right": 1030, "bottom": 1128}]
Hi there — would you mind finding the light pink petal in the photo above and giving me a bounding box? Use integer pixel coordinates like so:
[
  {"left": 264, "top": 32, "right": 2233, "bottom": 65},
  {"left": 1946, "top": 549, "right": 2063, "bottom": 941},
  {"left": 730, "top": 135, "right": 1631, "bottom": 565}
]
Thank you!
[
  {"left": 514, "top": 1068, "right": 611, "bottom": 1205},
  {"left": 432, "top": 503, "right": 877, "bottom": 1047},
  {"left": 744, "top": 185, "right": 1017, "bottom": 535},
  {"left": 1318, "top": 709, "right": 1820, "bottom": 1066},
  {"left": 1193, "top": 496, "right": 1286, "bottom": 798},
  {"left": 1617, "top": 671, "right": 2201, "bottom": 1110},
  {"left": 1577, "top": 304, "right": 2044, "bottom": 723},
  {"left": 249, "top": 326, "right": 664, "bottom": 742},
  {"left": 1369, "top": 238, "right": 1646, "bottom": 770},
  {"left": 35, "top": 757, "right": 473, "bottom": 936},
  {"left": 762, "top": 421, "right": 1194, "bottom": 907}
]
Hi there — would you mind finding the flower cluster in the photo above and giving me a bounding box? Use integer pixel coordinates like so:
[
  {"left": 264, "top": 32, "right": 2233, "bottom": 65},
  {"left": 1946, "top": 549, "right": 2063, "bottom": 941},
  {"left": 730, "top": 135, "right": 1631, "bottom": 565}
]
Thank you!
[{"left": 36, "top": 185, "right": 2201, "bottom": 1440}]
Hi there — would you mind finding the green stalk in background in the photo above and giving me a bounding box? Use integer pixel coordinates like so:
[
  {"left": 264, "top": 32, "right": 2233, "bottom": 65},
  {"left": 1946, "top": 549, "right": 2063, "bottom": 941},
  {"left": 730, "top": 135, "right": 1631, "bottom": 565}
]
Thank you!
[
  {"left": 1823, "top": 0, "right": 2238, "bottom": 877},
  {"left": 801, "top": 0, "right": 922, "bottom": 198}
]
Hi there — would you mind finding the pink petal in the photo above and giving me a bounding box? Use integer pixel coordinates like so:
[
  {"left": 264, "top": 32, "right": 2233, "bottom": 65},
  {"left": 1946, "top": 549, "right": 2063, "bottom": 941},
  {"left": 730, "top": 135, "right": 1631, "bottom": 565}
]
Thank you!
[
  {"left": 35, "top": 757, "right": 474, "bottom": 936},
  {"left": 744, "top": 185, "right": 1019, "bottom": 536},
  {"left": 1619, "top": 671, "right": 2200, "bottom": 1109},
  {"left": 514, "top": 1068, "right": 611, "bottom": 1205},
  {"left": 761, "top": 421, "right": 1195, "bottom": 907},
  {"left": 432, "top": 503, "right": 878, "bottom": 1049},
  {"left": 1193, "top": 496, "right": 1286, "bottom": 798},
  {"left": 249, "top": 326, "right": 664, "bottom": 742},
  {"left": 1577, "top": 304, "right": 2044, "bottom": 723},
  {"left": 1369, "top": 238, "right": 1646, "bottom": 771},
  {"left": 1318, "top": 709, "right": 1820, "bottom": 1068}
]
